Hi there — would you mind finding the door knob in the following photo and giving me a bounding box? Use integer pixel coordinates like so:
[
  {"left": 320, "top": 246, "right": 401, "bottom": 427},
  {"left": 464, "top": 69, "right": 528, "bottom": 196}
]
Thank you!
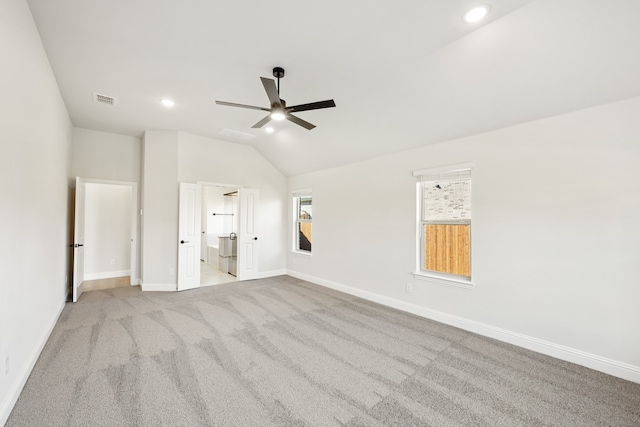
[
  {"left": 180, "top": 240, "right": 189, "bottom": 244},
  {"left": 252, "top": 237, "right": 258, "bottom": 241}
]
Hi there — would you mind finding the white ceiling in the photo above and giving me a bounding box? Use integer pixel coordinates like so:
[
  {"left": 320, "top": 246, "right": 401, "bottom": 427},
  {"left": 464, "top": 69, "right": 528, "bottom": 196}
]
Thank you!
[{"left": 27, "top": 0, "right": 640, "bottom": 176}]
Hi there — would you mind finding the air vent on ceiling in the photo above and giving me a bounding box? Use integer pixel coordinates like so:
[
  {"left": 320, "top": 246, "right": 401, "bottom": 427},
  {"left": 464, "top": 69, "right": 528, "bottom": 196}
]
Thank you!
[
  {"left": 93, "top": 92, "right": 117, "bottom": 106},
  {"left": 219, "top": 128, "right": 256, "bottom": 141}
]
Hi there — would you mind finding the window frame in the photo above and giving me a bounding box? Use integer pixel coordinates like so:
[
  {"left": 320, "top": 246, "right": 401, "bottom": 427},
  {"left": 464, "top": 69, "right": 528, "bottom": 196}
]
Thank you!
[
  {"left": 413, "top": 163, "right": 474, "bottom": 287},
  {"left": 292, "top": 189, "right": 313, "bottom": 255}
]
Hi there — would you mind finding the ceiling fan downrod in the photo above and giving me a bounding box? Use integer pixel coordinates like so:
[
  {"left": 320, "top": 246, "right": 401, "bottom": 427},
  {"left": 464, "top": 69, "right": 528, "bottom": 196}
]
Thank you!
[{"left": 273, "top": 67, "right": 285, "bottom": 96}]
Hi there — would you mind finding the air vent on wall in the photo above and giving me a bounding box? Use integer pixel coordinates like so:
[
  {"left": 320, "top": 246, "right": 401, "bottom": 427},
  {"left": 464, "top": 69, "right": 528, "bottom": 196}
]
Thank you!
[
  {"left": 219, "top": 128, "right": 256, "bottom": 141},
  {"left": 93, "top": 92, "right": 117, "bottom": 106}
]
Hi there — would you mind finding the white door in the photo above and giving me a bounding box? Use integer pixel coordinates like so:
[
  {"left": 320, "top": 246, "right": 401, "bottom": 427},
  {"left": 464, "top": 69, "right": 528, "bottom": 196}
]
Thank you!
[
  {"left": 237, "top": 188, "right": 259, "bottom": 281},
  {"left": 200, "top": 191, "right": 208, "bottom": 262},
  {"left": 178, "top": 183, "right": 201, "bottom": 291},
  {"left": 72, "top": 177, "right": 86, "bottom": 302}
]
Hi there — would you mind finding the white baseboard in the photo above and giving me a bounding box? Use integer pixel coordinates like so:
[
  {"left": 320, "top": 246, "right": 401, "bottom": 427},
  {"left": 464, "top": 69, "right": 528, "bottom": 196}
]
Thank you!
[
  {"left": 83, "top": 270, "right": 131, "bottom": 281},
  {"left": 258, "top": 269, "right": 287, "bottom": 279},
  {"left": 0, "top": 301, "right": 65, "bottom": 426},
  {"left": 287, "top": 270, "right": 640, "bottom": 384},
  {"left": 140, "top": 282, "right": 176, "bottom": 292}
]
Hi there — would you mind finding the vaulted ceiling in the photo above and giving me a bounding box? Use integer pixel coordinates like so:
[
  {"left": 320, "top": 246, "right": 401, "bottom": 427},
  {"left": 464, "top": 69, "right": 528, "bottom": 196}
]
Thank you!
[{"left": 27, "top": 0, "right": 640, "bottom": 176}]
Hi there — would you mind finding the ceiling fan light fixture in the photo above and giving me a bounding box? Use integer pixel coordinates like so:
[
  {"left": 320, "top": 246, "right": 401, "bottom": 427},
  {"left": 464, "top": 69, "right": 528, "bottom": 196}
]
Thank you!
[
  {"left": 464, "top": 5, "right": 490, "bottom": 23},
  {"left": 271, "top": 110, "right": 286, "bottom": 121},
  {"left": 161, "top": 99, "right": 175, "bottom": 107}
]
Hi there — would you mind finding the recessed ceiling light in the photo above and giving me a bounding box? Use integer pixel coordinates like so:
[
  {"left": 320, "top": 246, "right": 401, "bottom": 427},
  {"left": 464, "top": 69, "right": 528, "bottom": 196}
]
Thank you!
[
  {"left": 161, "top": 99, "right": 175, "bottom": 107},
  {"left": 265, "top": 127, "right": 275, "bottom": 134},
  {"left": 464, "top": 5, "right": 490, "bottom": 23}
]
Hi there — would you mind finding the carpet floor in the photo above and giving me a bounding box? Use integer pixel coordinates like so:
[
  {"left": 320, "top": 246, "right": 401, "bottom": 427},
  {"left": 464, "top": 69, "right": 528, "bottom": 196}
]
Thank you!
[{"left": 7, "top": 275, "right": 640, "bottom": 426}]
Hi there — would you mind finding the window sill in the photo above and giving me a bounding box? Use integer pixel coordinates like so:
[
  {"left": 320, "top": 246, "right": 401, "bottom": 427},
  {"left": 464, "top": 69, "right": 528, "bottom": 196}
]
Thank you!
[
  {"left": 291, "top": 251, "right": 312, "bottom": 257},
  {"left": 412, "top": 272, "right": 474, "bottom": 289}
]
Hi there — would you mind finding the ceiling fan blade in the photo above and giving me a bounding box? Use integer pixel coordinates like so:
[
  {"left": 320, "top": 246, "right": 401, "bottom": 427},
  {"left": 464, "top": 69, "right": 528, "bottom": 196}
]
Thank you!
[
  {"left": 215, "top": 101, "right": 270, "bottom": 112},
  {"left": 287, "top": 99, "right": 336, "bottom": 113},
  {"left": 251, "top": 114, "right": 272, "bottom": 129},
  {"left": 286, "top": 113, "right": 316, "bottom": 130},
  {"left": 260, "top": 77, "right": 282, "bottom": 108}
]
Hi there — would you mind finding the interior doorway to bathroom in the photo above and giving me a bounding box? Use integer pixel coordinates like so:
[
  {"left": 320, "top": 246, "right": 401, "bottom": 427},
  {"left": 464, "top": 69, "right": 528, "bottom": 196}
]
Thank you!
[{"left": 200, "top": 183, "right": 239, "bottom": 287}]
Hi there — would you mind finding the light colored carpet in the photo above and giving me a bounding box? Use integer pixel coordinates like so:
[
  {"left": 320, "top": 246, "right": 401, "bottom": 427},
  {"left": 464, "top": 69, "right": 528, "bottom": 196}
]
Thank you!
[{"left": 7, "top": 275, "right": 640, "bottom": 426}]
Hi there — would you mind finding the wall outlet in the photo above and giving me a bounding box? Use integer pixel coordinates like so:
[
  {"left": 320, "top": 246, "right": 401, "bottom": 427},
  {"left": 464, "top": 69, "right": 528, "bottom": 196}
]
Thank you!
[
  {"left": 4, "top": 356, "right": 9, "bottom": 376},
  {"left": 406, "top": 283, "right": 413, "bottom": 293},
  {"left": 169, "top": 268, "right": 175, "bottom": 276},
  {"left": 110, "top": 259, "right": 116, "bottom": 265}
]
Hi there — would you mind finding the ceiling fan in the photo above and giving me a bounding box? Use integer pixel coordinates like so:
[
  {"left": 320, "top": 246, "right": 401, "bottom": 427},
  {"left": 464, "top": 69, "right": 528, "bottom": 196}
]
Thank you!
[{"left": 215, "top": 67, "right": 336, "bottom": 130}]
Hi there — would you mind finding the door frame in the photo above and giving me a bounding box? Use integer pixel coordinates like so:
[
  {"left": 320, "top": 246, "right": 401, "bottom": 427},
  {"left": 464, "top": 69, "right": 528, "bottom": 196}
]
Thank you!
[{"left": 74, "top": 178, "right": 139, "bottom": 288}]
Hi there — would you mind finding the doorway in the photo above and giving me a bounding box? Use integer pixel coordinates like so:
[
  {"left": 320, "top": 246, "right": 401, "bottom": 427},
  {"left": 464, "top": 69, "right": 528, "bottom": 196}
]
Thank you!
[
  {"left": 200, "top": 184, "right": 239, "bottom": 287},
  {"left": 72, "top": 178, "right": 138, "bottom": 301},
  {"left": 178, "top": 182, "right": 260, "bottom": 291}
]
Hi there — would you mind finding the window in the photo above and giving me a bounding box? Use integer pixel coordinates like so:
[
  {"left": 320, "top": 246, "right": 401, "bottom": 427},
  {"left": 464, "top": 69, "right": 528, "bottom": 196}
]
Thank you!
[
  {"left": 293, "top": 190, "right": 312, "bottom": 253},
  {"left": 415, "top": 166, "right": 472, "bottom": 280}
]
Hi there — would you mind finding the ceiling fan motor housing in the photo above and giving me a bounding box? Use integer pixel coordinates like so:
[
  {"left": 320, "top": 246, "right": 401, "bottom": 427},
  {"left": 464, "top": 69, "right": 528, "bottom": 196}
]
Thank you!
[{"left": 272, "top": 67, "right": 285, "bottom": 78}]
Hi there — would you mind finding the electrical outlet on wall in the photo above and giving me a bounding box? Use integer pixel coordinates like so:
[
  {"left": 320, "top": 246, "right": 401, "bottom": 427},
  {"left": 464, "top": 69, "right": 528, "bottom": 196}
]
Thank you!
[
  {"left": 4, "top": 355, "right": 9, "bottom": 376},
  {"left": 110, "top": 259, "right": 116, "bottom": 265},
  {"left": 406, "top": 283, "right": 413, "bottom": 293}
]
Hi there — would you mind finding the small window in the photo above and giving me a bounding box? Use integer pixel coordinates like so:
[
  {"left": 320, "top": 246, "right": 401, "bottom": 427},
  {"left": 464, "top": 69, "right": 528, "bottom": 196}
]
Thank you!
[
  {"left": 416, "top": 167, "right": 471, "bottom": 279},
  {"left": 293, "top": 190, "right": 312, "bottom": 253}
]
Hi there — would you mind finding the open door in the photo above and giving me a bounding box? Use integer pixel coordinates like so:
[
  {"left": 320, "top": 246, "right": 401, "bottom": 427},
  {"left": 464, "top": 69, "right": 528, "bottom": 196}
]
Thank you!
[
  {"left": 237, "top": 188, "right": 259, "bottom": 281},
  {"left": 178, "top": 182, "right": 201, "bottom": 291},
  {"left": 200, "top": 190, "right": 208, "bottom": 263},
  {"left": 72, "top": 177, "right": 85, "bottom": 302}
]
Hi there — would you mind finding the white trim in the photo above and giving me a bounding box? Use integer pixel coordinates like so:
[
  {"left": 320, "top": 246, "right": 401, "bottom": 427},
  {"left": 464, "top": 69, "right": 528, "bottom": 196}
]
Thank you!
[
  {"left": 197, "top": 181, "right": 243, "bottom": 189},
  {"left": 0, "top": 301, "right": 65, "bottom": 426},
  {"left": 286, "top": 270, "right": 640, "bottom": 384},
  {"left": 412, "top": 272, "right": 474, "bottom": 288},
  {"left": 140, "top": 282, "right": 176, "bottom": 292},
  {"left": 83, "top": 270, "right": 131, "bottom": 281},
  {"left": 291, "top": 187, "right": 313, "bottom": 198},
  {"left": 412, "top": 161, "right": 475, "bottom": 177},
  {"left": 291, "top": 251, "right": 312, "bottom": 258}
]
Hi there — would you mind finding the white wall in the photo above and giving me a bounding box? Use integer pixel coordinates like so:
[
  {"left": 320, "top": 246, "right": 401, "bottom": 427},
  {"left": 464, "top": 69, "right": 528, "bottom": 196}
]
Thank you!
[
  {"left": 287, "top": 97, "right": 640, "bottom": 382},
  {"left": 84, "top": 183, "right": 132, "bottom": 279},
  {"left": 0, "top": 0, "right": 73, "bottom": 423},
  {"left": 141, "top": 131, "right": 180, "bottom": 288},
  {"left": 72, "top": 128, "right": 141, "bottom": 183}
]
